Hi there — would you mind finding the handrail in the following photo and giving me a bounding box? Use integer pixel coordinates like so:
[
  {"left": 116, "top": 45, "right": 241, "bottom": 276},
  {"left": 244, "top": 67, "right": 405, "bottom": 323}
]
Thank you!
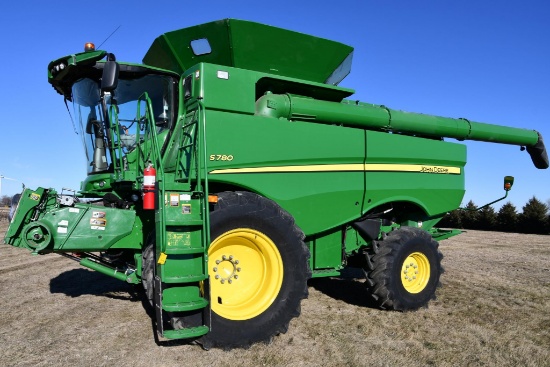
[
  {"left": 197, "top": 99, "right": 211, "bottom": 252},
  {"left": 108, "top": 105, "right": 124, "bottom": 179},
  {"left": 137, "top": 92, "right": 167, "bottom": 253},
  {"left": 175, "top": 116, "right": 198, "bottom": 185}
]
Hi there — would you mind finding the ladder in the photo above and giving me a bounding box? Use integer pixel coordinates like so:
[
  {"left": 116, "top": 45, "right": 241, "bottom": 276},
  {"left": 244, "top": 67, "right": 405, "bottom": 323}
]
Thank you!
[{"left": 150, "top": 98, "right": 211, "bottom": 340}]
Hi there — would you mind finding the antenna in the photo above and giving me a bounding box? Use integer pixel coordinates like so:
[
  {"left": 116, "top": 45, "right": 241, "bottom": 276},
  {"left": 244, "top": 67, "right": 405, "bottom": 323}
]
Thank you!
[{"left": 97, "top": 25, "right": 122, "bottom": 50}]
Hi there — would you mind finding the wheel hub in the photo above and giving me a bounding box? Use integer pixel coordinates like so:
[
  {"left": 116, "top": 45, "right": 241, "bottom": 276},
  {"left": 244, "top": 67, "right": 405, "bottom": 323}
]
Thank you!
[
  {"left": 403, "top": 262, "right": 419, "bottom": 282},
  {"left": 401, "top": 252, "right": 430, "bottom": 294},
  {"left": 212, "top": 255, "right": 241, "bottom": 284}
]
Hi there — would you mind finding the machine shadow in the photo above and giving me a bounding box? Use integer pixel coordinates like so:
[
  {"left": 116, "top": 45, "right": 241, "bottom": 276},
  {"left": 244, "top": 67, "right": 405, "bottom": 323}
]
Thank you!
[
  {"left": 50, "top": 268, "right": 141, "bottom": 302},
  {"left": 308, "top": 267, "right": 379, "bottom": 309}
]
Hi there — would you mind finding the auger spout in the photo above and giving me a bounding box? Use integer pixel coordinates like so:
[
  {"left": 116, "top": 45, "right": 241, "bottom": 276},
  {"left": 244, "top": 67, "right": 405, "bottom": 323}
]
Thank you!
[{"left": 256, "top": 93, "right": 548, "bottom": 169}]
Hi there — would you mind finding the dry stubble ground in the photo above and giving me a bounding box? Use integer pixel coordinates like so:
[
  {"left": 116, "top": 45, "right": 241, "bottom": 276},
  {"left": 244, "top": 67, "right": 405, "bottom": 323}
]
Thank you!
[{"left": 0, "top": 219, "right": 549, "bottom": 367}]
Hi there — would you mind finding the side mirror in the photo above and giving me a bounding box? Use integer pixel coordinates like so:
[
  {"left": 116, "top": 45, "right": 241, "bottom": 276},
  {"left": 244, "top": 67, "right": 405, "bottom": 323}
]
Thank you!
[
  {"left": 504, "top": 176, "right": 514, "bottom": 191},
  {"left": 101, "top": 53, "right": 119, "bottom": 92}
]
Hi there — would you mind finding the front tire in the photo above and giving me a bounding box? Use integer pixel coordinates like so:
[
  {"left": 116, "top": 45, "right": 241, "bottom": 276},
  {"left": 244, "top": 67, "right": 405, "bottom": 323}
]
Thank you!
[
  {"left": 201, "top": 191, "right": 310, "bottom": 349},
  {"left": 141, "top": 235, "right": 155, "bottom": 307},
  {"left": 364, "top": 226, "right": 443, "bottom": 311}
]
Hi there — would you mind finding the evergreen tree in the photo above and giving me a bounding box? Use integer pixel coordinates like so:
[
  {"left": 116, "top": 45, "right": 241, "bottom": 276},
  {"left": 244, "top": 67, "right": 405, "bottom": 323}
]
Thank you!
[
  {"left": 518, "top": 196, "right": 549, "bottom": 234},
  {"left": 477, "top": 205, "right": 497, "bottom": 231},
  {"left": 438, "top": 209, "right": 462, "bottom": 229},
  {"left": 460, "top": 200, "right": 479, "bottom": 229},
  {"left": 496, "top": 202, "right": 518, "bottom": 233}
]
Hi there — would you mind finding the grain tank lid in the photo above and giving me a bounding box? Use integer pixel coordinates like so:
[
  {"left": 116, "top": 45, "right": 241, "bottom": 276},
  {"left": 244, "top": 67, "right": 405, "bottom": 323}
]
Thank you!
[{"left": 143, "top": 19, "right": 354, "bottom": 85}]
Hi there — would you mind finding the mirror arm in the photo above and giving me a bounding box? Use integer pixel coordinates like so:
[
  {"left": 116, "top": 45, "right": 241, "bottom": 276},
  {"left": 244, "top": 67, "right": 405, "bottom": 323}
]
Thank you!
[
  {"left": 459, "top": 176, "right": 514, "bottom": 212},
  {"left": 460, "top": 191, "right": 509, "bottom": 212}
]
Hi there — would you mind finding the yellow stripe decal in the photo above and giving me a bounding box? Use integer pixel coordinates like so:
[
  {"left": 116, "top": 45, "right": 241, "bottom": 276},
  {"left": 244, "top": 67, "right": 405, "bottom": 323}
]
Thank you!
[{"left": 210, "top": 164, "right": 461, "bottom": 175}]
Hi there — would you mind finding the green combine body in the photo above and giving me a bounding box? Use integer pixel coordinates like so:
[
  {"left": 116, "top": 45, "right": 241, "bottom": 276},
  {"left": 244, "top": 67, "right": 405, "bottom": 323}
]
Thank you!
[{"left": 4, "top": 19, "right": 548, "bottom": 349}]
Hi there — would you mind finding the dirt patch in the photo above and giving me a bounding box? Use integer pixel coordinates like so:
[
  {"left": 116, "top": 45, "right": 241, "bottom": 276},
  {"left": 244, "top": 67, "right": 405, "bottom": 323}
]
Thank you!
[{"left": 1, "top": 222, "right": 549, "bottom": 367}]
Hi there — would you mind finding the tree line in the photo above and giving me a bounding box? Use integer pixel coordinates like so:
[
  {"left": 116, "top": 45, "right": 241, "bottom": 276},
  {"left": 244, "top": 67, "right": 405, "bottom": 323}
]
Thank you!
[
  {"left": 438, "top": 196, "right": 550, "bottom": 235},
  {"left": 1, "top": 195, "right": 13, "bottom": 207},
  {"left": 2, "top": 194, "right": 549, "bottom": 234}
]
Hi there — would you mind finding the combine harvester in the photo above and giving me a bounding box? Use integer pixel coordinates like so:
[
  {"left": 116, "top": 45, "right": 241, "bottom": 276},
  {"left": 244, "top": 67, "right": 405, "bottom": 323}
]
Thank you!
[{"left": 4, "top": 19, "right": 548, "bottom": 349}]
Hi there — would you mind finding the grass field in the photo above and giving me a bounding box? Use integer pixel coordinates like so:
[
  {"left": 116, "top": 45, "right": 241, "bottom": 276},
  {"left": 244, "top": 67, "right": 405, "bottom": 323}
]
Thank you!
[{"left": 1, "top": 220, "right": 549, "bottom": 367}]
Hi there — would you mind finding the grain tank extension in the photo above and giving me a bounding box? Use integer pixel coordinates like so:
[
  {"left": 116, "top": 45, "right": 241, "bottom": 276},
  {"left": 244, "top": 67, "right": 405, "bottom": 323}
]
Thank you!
[{"left": 4, "top": 19, "right": 548, "bottom": 349}]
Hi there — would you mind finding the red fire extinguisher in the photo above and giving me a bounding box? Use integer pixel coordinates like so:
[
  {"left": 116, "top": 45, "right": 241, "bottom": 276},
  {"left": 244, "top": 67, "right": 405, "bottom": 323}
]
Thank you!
[{"left": 143, "top": 164, "right": 156, "bottom": 210}]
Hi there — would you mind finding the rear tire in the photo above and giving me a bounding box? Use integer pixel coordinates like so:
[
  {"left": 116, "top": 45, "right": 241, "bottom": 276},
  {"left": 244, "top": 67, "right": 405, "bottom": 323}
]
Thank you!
[
  {"left": 363, "top": 226, "right": 443, "bottom": 311},
  {"left": 201, "top": 191, "right": 310, "bottom": 349}
]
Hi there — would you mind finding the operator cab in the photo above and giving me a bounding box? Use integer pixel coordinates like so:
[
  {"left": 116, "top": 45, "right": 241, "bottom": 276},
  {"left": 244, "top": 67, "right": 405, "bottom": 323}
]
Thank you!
[
  {"left": 48, "top": 45, "right": 178, "bottom": 177},
  {"left": 72, "top": 67, "right": 176, "bottom": 174}
]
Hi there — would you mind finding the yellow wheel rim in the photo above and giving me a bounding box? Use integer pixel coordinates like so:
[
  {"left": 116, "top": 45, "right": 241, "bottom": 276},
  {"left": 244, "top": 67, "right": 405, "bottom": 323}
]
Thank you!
[
  {"left": 401, "top": 252, "right": 430, "bottom": 294},
  {"left": 208, "top": 228, "right": 283, "bottom": 320}
]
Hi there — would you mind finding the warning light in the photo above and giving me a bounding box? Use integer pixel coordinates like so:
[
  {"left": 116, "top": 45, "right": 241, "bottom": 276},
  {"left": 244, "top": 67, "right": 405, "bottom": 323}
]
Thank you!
[
  {"left": 84, "top": 42, "right": 96, "bottom": 52},
  {"left": 208, "top": 195, "right": 219, "bottom": 203},
  {"left": 503, "top": 176, "right": 514, "bottom": 191}
]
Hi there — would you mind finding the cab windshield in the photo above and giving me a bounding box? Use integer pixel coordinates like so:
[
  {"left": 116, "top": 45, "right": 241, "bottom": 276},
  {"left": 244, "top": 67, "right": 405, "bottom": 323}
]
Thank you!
[{"left": 72, "top": 73, "right": 175, "bottom": 174}]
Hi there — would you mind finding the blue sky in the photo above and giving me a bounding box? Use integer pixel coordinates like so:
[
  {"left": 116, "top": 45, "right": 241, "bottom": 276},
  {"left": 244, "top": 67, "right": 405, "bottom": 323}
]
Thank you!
[{"left": 1, "top": 0, "right": 548, "bottom": 211}]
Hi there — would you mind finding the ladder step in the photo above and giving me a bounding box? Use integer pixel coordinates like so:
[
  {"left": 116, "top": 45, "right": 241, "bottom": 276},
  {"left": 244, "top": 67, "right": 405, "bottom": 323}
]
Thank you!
[
  {"left": 165, "top": 219, "right": 203, "bottom": 226},
  {"left": 165, "top": 247, "right": 205, "bottom": 255},
  {"left": 163, "top": 274, "right": 208, "bottom": 283},
  {"left": 163, "top": 298, "right": 208, "bottom": 312},
  {"left": 311, "top": 269, "right": 341, "bottom": 278},
  {"left": 163, "top": 326, "right": 209, "bottom": 340}
]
